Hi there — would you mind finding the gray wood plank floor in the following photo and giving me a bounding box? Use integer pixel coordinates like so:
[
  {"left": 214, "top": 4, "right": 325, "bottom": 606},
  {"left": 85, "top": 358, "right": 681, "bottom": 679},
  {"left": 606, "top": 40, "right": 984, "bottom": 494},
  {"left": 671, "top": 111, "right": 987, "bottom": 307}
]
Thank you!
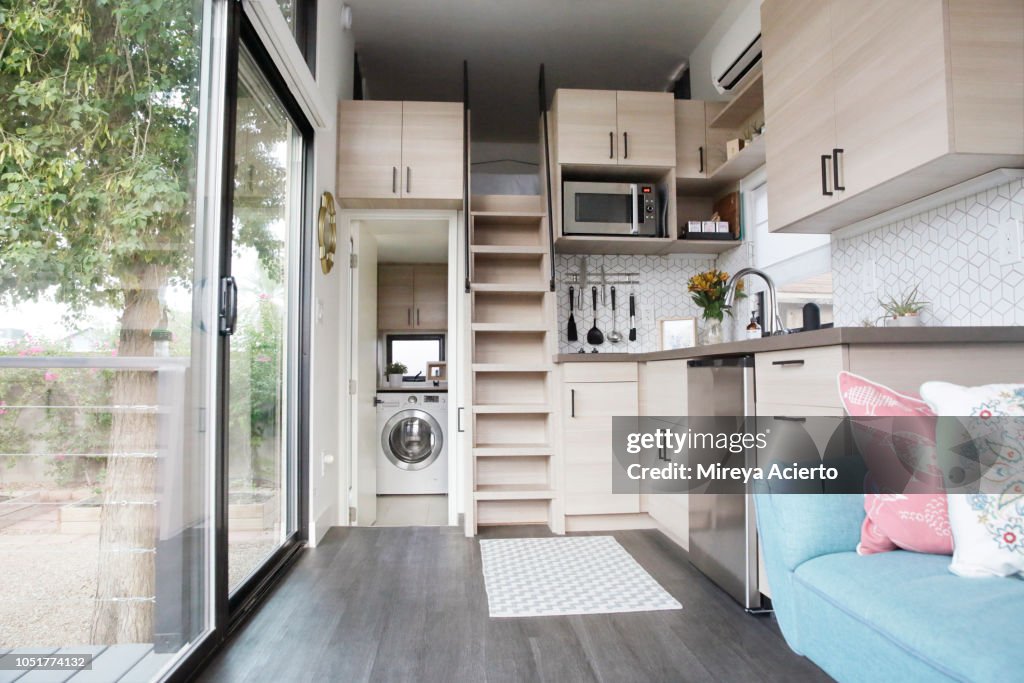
[{"left": 198, "top": 526, "right": 832, "bottom": 683}]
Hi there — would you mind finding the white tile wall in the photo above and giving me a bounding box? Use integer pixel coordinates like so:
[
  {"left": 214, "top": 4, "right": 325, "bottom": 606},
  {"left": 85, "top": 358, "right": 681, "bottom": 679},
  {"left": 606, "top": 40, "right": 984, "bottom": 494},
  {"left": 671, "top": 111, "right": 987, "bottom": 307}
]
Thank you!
[{"left": 831, "top": 178, "right": 1024, "bottom": 327}]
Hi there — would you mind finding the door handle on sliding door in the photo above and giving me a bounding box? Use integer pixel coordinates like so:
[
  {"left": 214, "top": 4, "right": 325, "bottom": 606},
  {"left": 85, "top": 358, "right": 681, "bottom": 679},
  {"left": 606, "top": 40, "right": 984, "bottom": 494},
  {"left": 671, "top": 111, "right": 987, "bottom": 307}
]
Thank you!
[
  {"left": 218, "top": 276, "right": 238, "bottom": 336},
  {"left": 820, "top": 154, "right": 833, "bottom": 196}
]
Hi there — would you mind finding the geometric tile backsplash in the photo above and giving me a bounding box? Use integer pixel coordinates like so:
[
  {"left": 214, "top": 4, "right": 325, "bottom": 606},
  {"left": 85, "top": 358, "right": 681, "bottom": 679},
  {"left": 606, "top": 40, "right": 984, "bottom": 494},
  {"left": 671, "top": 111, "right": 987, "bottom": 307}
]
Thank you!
[
  {"left": 831, "top": 178, "right": 1024, "bottom": 327},
  {"left": 554, "top": 254, "right": 716, "bottom": 353}
]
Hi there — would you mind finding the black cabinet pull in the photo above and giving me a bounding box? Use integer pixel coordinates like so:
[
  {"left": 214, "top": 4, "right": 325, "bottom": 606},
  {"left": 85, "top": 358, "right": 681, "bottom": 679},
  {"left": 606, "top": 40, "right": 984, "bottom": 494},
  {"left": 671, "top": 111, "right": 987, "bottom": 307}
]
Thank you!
[
  {"left": 820, "top": 154, "right": 833, "bottom": 196},
  {"left": 832, "top": 148, "right": 845, "bottom": 191},
  {"left": 771, "top": 359, "right": 805, "bottom": 367},
  {"left": 406, "top": 166, "right": 412, "bottom": 194},
  {"left": 623, "top": 131, "right": 629, "bottom": 159},
  {"left": 571, "top": 389, "right": 576, "bottom": 417},
  {"left": 392, "top": 166, "right": 397, "bottom": 194},
  {"left": 698, "top": 145, "right": 704, "bottom": 174},
  {"left": 609, "top": 131, "right": 614, "bottom": 159},
  {"left": 774, "top": 416, "right": 807, "bottom": 423}
]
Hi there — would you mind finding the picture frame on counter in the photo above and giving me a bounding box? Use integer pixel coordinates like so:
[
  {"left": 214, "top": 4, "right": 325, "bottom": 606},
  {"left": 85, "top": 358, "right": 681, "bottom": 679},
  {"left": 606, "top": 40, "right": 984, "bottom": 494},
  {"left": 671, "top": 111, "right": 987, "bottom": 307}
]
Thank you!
[{"left": 658, "top": 317, "right": 698, "bottom": 351}]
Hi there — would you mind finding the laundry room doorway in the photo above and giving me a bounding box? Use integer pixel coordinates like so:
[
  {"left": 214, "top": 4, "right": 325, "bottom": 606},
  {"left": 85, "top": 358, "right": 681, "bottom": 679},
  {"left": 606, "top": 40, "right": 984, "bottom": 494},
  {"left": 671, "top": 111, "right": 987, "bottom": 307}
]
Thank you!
[{"left": 343, "top": 212, "right": 463, "bottom": 529}]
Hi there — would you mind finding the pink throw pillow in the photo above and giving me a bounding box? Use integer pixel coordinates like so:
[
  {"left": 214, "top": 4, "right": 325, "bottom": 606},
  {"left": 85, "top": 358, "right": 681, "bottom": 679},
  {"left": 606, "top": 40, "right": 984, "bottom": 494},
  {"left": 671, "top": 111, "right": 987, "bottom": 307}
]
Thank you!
[
  {"left": 858, "top": 493, "right": 953, "bottom": 555},
  {"left": 838, "top": 372, "right": 952, "bottom": 556}
]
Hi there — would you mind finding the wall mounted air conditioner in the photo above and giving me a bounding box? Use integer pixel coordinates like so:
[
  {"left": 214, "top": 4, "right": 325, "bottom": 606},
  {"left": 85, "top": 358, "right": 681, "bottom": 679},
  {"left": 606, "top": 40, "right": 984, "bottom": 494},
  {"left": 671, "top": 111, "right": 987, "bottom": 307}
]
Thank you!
[{"left": 711, "top": 0, "right": 762, "bottom": 94}]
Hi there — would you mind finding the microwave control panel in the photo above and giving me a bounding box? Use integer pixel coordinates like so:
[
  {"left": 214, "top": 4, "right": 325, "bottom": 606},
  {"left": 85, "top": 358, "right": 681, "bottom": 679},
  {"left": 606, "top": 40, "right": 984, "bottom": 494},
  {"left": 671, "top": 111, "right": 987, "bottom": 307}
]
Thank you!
[{"left": 640, "top": 185, "right": 657, "bottom": 223}]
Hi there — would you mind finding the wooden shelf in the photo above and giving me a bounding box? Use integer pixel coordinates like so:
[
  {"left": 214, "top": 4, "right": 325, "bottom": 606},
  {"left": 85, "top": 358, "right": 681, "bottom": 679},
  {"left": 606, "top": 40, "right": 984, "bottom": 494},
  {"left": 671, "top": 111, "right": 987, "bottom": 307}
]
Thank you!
[
  {"left": 470, "top": 283, "right": 549, "bottom": 293},
  {"left": 470, "top": 210, "right": 546, "bottom": 221},
  {"left": 474, "top": 488, "right": 556, "bottom": 501},
  {"left": 473, "top": 364, "right": 550, "bottom": 373},
  {"left": 708, "top": 71, "right": 763, "bottom": 129},
  {"left": 471, "top": 245, "right": 546, "bottom": 255},
  {"left": 471, "top": 323, "right": 548, "bottom": 332},
  {"left": 662, "top": 238, "right": 742, "bottom": 255},
  {"left": 474, "top": 446, "right": 553, "bottom": 457},
  {"left": 555, "top": 233, "right": 742, "bottom": 256},
  {"left": 554, "top": 235, "right": 672, "bottom": 255},
  {"left": 472, "top": 404, "right": 551, "bottom": 414}
]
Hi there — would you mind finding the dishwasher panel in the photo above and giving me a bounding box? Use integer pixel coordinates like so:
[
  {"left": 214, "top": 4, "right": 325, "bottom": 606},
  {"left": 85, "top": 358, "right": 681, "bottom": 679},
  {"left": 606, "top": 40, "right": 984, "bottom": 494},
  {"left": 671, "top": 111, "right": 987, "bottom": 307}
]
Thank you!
[{"left": 686, "top": 356, "right": 761, "bottom": 611}]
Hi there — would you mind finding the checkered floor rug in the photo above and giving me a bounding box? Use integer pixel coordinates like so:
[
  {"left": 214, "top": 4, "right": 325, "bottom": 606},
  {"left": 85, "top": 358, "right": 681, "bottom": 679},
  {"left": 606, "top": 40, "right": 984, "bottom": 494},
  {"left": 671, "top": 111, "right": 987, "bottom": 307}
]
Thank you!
[{"left": 478, "top": 536, "right": 682, "bottom": 618}]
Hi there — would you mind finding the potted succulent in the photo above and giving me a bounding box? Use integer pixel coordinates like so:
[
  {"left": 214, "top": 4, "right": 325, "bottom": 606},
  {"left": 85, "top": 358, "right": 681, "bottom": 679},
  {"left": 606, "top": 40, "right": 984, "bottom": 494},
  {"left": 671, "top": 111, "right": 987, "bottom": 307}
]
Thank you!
[
  {"left": 385, "top": 362, "right": 407, "bottom": 388},
  {"left": 150, "top": 328, "right": 173, "bottom": 357},
  {"left": 879, "top": 285, "right": 928, "bottom": 327},
  {"left": 687, "top": 269, "right": 745, "bottom": 345}
]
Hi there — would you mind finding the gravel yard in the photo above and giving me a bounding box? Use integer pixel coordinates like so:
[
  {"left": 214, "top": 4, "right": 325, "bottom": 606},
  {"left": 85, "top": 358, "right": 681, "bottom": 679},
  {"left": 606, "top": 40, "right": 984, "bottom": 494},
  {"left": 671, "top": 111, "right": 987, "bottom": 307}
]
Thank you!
[{"left": 0, "top": 497, "right": 280, "bottom": 648}]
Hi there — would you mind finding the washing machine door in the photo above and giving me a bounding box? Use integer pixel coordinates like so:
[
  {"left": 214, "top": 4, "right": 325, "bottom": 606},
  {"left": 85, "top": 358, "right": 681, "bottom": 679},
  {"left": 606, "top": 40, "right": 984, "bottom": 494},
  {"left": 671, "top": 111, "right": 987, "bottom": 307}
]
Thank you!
[{"left": 381, "top": 409, "right": 444, "bottom": 471}]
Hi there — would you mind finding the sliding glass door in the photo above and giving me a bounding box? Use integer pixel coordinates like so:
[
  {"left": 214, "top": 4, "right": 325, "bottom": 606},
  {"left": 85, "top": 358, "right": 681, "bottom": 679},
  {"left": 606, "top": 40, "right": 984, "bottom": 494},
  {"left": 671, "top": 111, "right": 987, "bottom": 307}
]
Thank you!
[
  {"left": 224, "top": 43, "right": 307, "bottom": 596},
  {"left": 219, "top": 18, "right": 311, "bottom": 614}
]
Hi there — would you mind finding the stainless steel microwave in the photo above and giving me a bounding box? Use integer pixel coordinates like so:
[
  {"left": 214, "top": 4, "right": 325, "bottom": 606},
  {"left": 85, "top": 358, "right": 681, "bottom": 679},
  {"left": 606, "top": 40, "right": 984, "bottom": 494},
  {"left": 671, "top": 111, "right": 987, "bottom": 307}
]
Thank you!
[{"left": 562, "top": 181, "right": 661, "bottom": 237}]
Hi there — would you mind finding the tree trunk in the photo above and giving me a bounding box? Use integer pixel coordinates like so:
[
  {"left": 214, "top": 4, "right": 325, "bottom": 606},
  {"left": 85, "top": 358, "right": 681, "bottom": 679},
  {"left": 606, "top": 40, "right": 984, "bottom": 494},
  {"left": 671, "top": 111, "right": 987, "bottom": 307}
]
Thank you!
[{"left": 91, "top": 262, "right": 167, "bottom": 644}]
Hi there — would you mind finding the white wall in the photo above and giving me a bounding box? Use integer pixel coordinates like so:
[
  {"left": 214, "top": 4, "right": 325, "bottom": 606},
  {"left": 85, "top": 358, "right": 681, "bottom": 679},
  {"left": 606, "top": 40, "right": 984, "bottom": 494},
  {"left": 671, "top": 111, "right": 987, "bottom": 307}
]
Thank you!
[
  {"left": 308, "top": 0, "right": 355, "bottom": 545},
  {"left": 687, "top": 0, "right": 760, "bottom": 101}
]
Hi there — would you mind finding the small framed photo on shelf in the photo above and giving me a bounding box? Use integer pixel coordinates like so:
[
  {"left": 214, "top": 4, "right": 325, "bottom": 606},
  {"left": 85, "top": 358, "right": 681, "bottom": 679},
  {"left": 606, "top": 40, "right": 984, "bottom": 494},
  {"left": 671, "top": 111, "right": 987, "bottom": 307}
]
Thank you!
[
  {"left": 658, "top": 317, "right": 698, "bottom": 351},
  {"left": 426, "top": 361, "right": 447, "bottom": 381}
]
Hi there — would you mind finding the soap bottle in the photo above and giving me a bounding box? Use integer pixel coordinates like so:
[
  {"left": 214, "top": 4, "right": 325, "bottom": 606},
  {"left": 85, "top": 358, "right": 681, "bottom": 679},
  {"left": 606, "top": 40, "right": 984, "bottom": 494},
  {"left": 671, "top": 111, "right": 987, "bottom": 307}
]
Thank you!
[{"left": 746, "top": 312, "right": 761, "bottom": 340}]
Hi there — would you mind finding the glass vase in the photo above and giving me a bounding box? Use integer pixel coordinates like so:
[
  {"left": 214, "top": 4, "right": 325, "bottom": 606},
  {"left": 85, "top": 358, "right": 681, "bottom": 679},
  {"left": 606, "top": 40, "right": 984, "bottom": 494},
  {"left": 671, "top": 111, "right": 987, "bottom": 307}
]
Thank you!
[{"left": 702, "top": 318, "right": 724, "bottom": 346}]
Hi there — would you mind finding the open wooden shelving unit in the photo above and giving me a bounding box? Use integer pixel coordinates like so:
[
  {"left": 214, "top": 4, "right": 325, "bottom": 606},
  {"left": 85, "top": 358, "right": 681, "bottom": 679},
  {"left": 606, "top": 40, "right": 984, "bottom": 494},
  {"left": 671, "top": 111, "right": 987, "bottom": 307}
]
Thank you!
[{"left": 467, "top": 199, "right": 561, "bottom": 534}]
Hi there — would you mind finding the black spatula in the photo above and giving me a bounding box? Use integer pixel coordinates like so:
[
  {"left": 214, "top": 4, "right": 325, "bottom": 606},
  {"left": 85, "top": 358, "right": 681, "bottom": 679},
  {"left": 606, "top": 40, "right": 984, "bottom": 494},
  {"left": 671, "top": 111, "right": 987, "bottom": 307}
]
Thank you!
[
  {"left": 587, "top": 286, "right": 604, "bottom": 346},
  {"left": 567, "top": 286, "right": 578, "bottom": 342},
  {"left": 628, "top": 293, "right": 637, "bottom": 342}
]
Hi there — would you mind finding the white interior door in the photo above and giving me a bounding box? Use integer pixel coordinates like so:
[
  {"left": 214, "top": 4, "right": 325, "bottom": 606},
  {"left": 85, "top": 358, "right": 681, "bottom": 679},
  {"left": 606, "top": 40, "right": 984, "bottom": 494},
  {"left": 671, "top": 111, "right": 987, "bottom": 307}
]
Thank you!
[{"left": 350, "top": 222, "right": 378, "bottom": 525}]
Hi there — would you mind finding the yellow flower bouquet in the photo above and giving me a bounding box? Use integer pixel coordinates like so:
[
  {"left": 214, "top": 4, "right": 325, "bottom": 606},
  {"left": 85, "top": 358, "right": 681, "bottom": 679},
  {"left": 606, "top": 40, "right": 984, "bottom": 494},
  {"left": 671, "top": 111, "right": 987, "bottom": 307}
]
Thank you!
[{"left": 687, "top": 269, "right": 744, "bottom": 322}]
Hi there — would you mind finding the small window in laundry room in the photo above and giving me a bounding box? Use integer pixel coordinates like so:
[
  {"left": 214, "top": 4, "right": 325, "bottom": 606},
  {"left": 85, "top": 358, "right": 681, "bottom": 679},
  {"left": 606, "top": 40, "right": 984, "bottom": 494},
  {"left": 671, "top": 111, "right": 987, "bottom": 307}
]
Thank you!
[{"left": 386, "top": 334, "right": 445, "bottom": 381}]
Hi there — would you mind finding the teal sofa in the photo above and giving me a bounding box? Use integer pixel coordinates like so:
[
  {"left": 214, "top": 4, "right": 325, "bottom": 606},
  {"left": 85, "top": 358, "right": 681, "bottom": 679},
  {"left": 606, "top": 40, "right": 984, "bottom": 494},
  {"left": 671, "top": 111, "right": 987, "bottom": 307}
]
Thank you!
[{"left": 754, "top": 494, "right": 1024, "bottom": 683}]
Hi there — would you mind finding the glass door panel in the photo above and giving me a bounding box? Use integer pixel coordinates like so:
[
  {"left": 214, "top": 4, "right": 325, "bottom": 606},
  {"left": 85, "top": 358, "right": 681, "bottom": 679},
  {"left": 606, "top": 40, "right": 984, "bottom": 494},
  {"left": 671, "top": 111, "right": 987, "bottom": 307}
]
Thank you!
[{"left": 226, "top": 46, "right": 302, "bottom": 594}]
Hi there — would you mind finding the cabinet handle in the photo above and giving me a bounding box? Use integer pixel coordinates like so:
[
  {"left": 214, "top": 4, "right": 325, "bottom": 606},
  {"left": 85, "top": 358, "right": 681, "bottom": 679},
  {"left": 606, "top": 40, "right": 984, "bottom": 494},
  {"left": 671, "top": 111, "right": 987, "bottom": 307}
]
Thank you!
[
  {"left": 832, "top": 148, "right": 845, "bottom": 191},
  {"left": 771, "top": 359, "right": 805, "bottom": 367},
  {"left": 571, "top": 389, "right": 576, "bottom": 417},
  {"left": 698, "top": 146, "right": 704, "bottom": 174},
  {"left": 623, "top": 132, "right": 629, "bottom": 159},
  {"left": 407, "top": 308, "right": 412, "bottom": 326},
  {"left": 774, "top": 416, "right": 807, "bottom": 423},
  {"left": 609, "top": 131, "right": 614, "bottom": 159},
  {"left": 406, "top": 167, "right": 411, "bottom": 194},
  {"left": 457, "top": 407, "right": 464, "bottom": 433},
  {"left": 416, "top": 308, "right": 420, "bottom": 326},
  {"left": 820, "top": 154, "right": 833, "bottom": 196},
  {"left": 392, "top": 166, "right": 397, "bottom": 194}
]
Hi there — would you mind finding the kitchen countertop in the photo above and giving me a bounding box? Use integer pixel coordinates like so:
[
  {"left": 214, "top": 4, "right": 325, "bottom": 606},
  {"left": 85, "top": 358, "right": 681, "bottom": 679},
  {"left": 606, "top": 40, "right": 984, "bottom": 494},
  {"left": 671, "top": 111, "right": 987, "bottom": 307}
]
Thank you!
[{"left": 554, "top": 326, "right": 1024, "bottom": 363}]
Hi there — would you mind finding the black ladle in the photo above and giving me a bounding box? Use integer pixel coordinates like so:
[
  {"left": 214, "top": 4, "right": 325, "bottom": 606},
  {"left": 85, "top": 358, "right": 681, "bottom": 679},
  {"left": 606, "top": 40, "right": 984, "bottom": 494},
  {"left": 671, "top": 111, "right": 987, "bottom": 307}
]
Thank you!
[{"left": 587, "top": 286, "right": 604, "bottom": 346}]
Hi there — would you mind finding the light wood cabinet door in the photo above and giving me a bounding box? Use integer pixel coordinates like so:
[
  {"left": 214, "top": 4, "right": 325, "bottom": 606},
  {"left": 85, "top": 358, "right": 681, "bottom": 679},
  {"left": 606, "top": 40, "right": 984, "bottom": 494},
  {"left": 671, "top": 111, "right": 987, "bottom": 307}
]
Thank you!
[
  {"left": 639, "top": 361, "right": 689, "bottom": 547},
  {"left": 616, "top": 91, "right": 676, "bottom": 167},
  {"left": 761, "top": 0, "right": 838, "bottom": 231},
  {"left": 674, "top": 100, "right": 707, "bottom": 179},
  {"left": 563, "top": 380, "right": 639, "bottom": 516},
  {"left": 337, "top": 101, "right": 403, "bottom": 200},
  {"left": 400, "top": 101, "right": 464, "bottom": 200},
  {"left": 830, "top": 0, "right": 950, "bottom": 199},
  {"left": 377, "top": 265, "right": 415, "bottom": 331},
  {"left": 555, "top": 90, "right": 619, "bottom": 165},
  {"left": 413, "top": 264, "right": 448, "bottom": 329}
]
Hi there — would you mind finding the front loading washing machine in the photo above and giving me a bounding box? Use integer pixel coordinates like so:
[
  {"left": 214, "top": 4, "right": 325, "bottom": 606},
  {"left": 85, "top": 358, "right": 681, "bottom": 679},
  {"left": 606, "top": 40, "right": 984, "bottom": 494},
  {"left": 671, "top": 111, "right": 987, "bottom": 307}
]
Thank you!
[{"left": 376, "top": 392, "right": 448, "bottom": 494}]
